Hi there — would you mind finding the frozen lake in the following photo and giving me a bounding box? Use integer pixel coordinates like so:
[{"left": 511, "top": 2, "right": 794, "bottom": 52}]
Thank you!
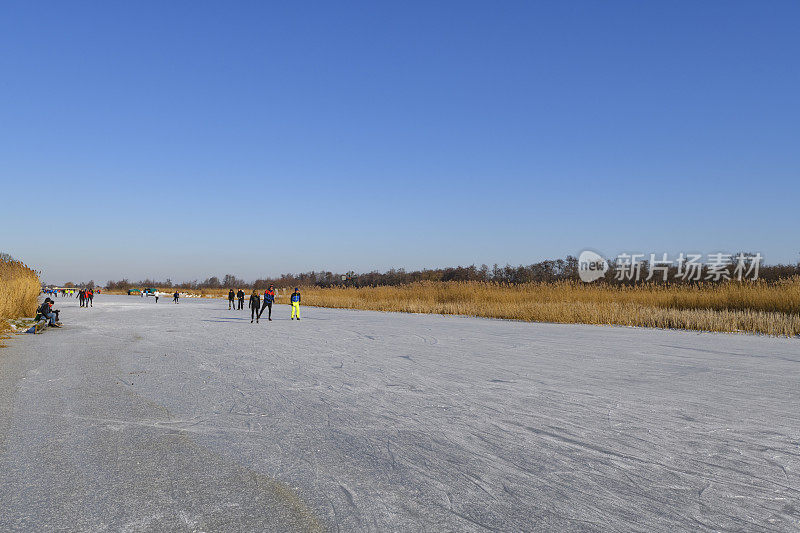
[{"left": 1, "top": 295, "right": 799, "bottom": 531}]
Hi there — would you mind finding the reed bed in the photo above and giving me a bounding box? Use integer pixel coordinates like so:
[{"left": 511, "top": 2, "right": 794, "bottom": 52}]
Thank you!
[
  {"left": 0, "top": 258, "right": 40, "bottom": 336},
  {"left": 297, "top": 280, "right": 800, "bottom": 336}
]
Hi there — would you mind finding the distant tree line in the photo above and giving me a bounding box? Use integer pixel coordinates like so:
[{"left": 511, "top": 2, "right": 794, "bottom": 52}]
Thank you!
[
  {"left": 101, "top": 255, "right": 800, "bottom": 290},
  {"left": 51, "top": 280, "right": 96, "bottom": 290}
]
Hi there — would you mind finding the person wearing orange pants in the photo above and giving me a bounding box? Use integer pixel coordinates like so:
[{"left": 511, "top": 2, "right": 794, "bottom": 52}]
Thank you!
[{"left": 290, "top": 288, "right": 301, "bottom": 320}]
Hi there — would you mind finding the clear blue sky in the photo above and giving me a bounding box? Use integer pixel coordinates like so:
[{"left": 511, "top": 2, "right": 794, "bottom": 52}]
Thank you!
[{"left": 1, "top": 1, "right": 798, "bottom": 284}]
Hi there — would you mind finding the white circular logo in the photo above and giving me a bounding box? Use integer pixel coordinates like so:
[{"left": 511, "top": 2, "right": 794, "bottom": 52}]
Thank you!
[{"left": 578, "top": 250, "right": 608, "bottom": 282}]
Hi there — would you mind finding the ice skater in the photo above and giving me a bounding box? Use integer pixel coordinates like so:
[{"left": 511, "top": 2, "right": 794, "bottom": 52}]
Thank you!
[
  {"left": 86, "top": 289, "right": 94, "bottom": 307},
  {"left": 173, "top": 291, "right": 179, "bottom": 303},
  {"left": 78, "top": 289, "right": 85, "bottom": 307},
  {"left": 237, "top": 289, "right": 245, "bottom": 310},
  {"left": 290, "top": 287, "right": 301, "bottom": 321},
  {"left": 249, "top": 289, "right": 261, "bottom": 323},
  {"left": 259, "top": 284, "right": 275, "bottom": 321},
  {"left": 228, "top": 289, "right": 235, "bottom": 310}
]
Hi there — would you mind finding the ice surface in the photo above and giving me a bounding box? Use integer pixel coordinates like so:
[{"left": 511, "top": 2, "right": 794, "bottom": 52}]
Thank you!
[{"left": 1, "top": 295, "right": 799, "bottom": 531}]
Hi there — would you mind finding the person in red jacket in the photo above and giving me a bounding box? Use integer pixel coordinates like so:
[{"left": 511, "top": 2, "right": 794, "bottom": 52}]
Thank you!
[
  {"left": 86, "top": 289, "right": 94, "bottom": 307},
  {"left": 259, "top": 284, "right": 275, "bottom": 321}
]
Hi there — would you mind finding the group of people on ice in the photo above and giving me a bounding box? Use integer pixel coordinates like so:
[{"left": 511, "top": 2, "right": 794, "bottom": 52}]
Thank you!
[
  {"left": 144, "top": 290, "right": 180, "bottom": 303},
  {"left": 228, "top": 289, "right": 246, "bottom": 310},
  {"left": 43, "top": 288, "right": 74, "bottom": 298},
  {"left": 77, "top": 288, "right": 95, "bottom": 307},
  {"left": 228, "top": 285, "right": 301, "bottom": 324},
  {"left": 38, "top": 286, "right": 301, "bottom": 329},
  {"left": 44, "top": 288, "right": 87, "bottom": 298}
]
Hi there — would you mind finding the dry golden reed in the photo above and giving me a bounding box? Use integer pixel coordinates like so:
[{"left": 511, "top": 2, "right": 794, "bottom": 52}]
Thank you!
[
  {"left": 298, "top": 280, "right": 800, "bottom": 336},
  {"left": 0, "top": 258, "right": 41, "bottom": 335}
]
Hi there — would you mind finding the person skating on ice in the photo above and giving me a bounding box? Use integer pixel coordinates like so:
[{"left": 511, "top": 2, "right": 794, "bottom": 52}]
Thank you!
[
  {"left": 228, "top": 289, "right": 235, "bottom": 310},
  {"left": 237, "top": 289, "right": 245, "bottom": 310},
  {"left": 290, "top": 287, "right": 301, "bottom": 321},
  {"left": 259, "top": 284, "right": 275, "bottom": 321},
  {"left": 249, "top": 289, "right": 261, "bottom": 323},
  {"left": 173, "top": 291, "right": 179, "bottom": 303}
]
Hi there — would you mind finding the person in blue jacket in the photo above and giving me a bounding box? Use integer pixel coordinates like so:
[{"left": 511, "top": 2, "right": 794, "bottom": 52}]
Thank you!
[
  {"left": 290, "top": 288, "right": 301, "bottom": 320},
  {"left": 259, "top": 284, "right": 275, "bottom": 321}
]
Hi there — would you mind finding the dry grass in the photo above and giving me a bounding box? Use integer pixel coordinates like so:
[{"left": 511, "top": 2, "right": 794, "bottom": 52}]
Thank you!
[
  {"left": 0, "top": 258, "right": 40, "bottom": 337},
  {"left": 297, "top": 280, "right": 800, "bottom": 337}
]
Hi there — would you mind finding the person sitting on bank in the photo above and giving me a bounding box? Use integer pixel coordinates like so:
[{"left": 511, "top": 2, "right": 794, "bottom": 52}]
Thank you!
[{"left": 38, "top": 298, "right": 61, "bottom": 327}]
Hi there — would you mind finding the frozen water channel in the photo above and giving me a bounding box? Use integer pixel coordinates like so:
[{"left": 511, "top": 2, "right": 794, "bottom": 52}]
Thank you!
[{"left": 1, "top": 295, "right": 798, "bottom": 531}]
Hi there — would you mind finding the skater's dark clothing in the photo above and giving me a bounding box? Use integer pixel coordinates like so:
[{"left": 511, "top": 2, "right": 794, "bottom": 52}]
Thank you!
[
  {"left": 228, "top": 290, "right": 235, "bottom": 309},
  {"left": 38, "top": 302, "right": 58, "bottom": 326},
  {"left": 249, "top": 293, "right": 261, "bottom": 322},
  {"left": 173, "top": 292, "right": 179, "bottom": 303},
  {"left": 237, "top": 290, "right": 245, "bottom": 310}
]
